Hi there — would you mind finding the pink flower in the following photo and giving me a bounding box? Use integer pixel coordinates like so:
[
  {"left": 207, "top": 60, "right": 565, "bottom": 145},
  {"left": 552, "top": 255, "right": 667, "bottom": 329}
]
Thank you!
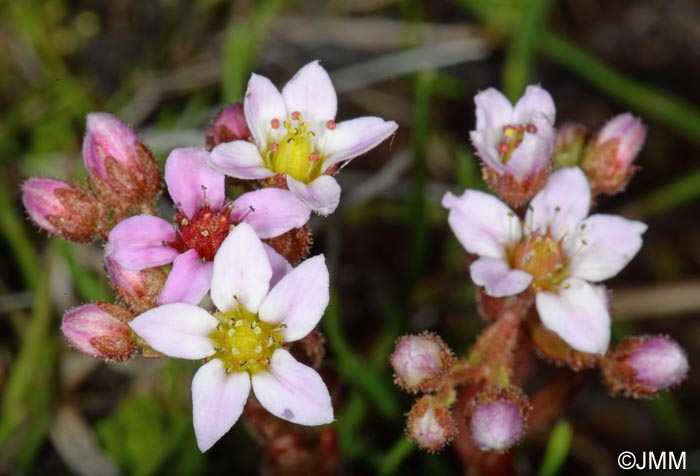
[
  {"left": 443, "top": 167, "right": 647, "bottom": 354},
  {"left": 209, "top": 61, "right": 398, "bottom": 216},
  {"left": 105, "top": 147, "right": 310, "bottom": 305},
  {"left": 129, "top": 222, "right": 334, "bottom": 451},
  {"left": 471, "top": 85, "right": 555, "bottom": 180}
]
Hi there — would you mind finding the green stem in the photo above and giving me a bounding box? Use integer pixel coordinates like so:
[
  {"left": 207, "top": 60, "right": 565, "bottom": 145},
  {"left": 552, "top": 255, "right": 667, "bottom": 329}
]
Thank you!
[
  {"left": 377, "top": 437, "right": 415, "bottom": 476},
  {"left": 0, "top": 175, "right": 39, "bottom": 289}
]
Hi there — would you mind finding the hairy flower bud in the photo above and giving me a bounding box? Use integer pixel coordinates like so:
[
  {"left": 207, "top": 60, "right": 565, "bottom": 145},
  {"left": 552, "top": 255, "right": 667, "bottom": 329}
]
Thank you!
[
  {"left": 552, "top": 123, "right": 587, "bottom": 169},
  {"left": 83, "top": 112, "right": 160, "bottom": 208},
  {"left": 22, "top": 177, "right": 99, "bottom": 242},
  {"left": 406, "top": 396, "right": 457, "bottom": 452},
  {"left": 602, "top": 335, "right": 689, "bottom": 398},
  {"left": 104, "top": 257, "right": 167, "bottom": 314},
  {"left": 468, "top": 387, "right": 528, "bottom": 452},
  {"left": 206, "top": 103, "right": 251, "bottom": 148},
  {"left": 391, "top": 332, "right": 453, "bottom": 393},
  {"left": 582, "top": 113, "right": 645, "bottom": 195},
  {"left": 61, "top": 302, "right": 136, "bottom": 362},
  {"left": 264, "top": 225, "right": 313, "bottom": 266}
]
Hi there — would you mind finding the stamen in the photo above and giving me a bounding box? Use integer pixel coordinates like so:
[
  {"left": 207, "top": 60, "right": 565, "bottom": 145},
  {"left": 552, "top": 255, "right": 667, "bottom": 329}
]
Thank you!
[
  {"left": 326, "top": 120, "right": 336, "bottom": 130},
  {"left": 271, "top": 118, "right": 280, "bottom": 129},
  {"left": 291, "top": 111, "right": 301, "bottom": 120}
]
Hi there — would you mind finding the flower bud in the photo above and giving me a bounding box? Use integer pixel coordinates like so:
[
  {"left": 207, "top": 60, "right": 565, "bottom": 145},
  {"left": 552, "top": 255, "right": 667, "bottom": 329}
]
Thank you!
[
  {"left": 82, "top": 112, "right": 160, "bottom": 208},
  {"left": 468, "top": 387, "right": 528, "bottom": 452},
  {"left": 406, "top": 396, "right": 457, "bottom": 452},
  {"left": 602, "top": 335, "right": 689, "bottom": 398},
  {"left": 206, "top": 103, "right": 251, "bottom": 148},
  {"left": 61, "top": 302, "right": 136, "bottom": 362},
  {"left": 22, "top": 177, "right": 99, "bottom": 242},
  {"left": 390, "top": 332, "right": 453, "bottom": 393},
  {"left": 552, "top": 123, "right": 587, "bottom": 169},
  {"left": 104, "top": 257, "right": 167, "bottom": 314},
  {"left": 264, "top": 225, "right": 313, "bottom": 266},
  {"left": 582, "top": 113, "right": 645, "bottom": 195}
]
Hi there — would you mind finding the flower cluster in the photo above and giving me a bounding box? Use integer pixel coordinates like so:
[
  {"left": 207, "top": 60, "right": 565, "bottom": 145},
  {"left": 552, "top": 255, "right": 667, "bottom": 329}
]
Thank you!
[
  {"left": 391, "top": 85, "right": 688, "bottom": 458},
  {"left": 22, "top": 61, "right": 397, "bottom": 454}
]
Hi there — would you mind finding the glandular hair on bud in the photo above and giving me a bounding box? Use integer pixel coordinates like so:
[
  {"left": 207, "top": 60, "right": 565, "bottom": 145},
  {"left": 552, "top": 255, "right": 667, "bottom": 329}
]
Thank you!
[
  {"left": 602, "top": 335, "right": 689, "bottom": 398},
  {"left": 468, "top": 386, "right": 528, "bottom": 452},
  {"left": 61, "top": 302, "right": 136, "bottom": 362},
  {"left": 390, "top": 332, "right": 453, "bottom": 393},
  {"left": 406, "top": 396, "right": 457, "bottom": 453}
]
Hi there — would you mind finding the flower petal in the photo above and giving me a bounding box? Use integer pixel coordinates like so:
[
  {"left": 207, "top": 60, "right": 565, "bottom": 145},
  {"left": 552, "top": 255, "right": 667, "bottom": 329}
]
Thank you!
[
  {"left": 512, "top": 85, "right": 556, "bottom": 124},
  {"left": 470, "top": 130, "right": 506, "bottom": 174},
  {"left": 259, "top": 255, "right": 329, "bottom": 342},
  {"left": 129, "top": 303, "right": 218, "bottom": 359},
  {"left": 442, "top": 190, "right": 521, "bottom": 260},
  {"left": 244, "top": 73, "right": 287, "bottom": 148},
  {"left": 319, "top": 117, "right": 398, "bottom": 172},
  {"left": 231, "top": 188, "right": 311, "bottom": 239},
  {"left": 165, "top": 147, "right": 225, "bottom": 219},
  {"left": 105, "top": 215, "right": 178, "bottom": 270},
  {"left": 281, "top": 60, "right": 337, "bottom": 127},
  {"left": 536, "top": 278, "right": 610, "bottom": 354},
  {"left": 251, "top": 349, "right": 333, "bottom": 425},
  {"left": 470, "top": 257, "right": 532, "bottom": 297},
  {"left": 474, "top": 88, "right": 513, "bottom": 138},
  {"left": 263, "top": 244, "right": 293, "bottom": 289},
  {"left": 525, "top": 167, "right": 590, "bottom": 241},
  {"left": 565, "top": 214, "right": 647, "bottom": 282},
  {"left": 286, "top": 175, "right": 341, "bottom": 216},
  {"left": 211, "top": 222, "right": 271, "bottom": 313},
  {"left": 209, "top": 140, "right": 275, "bottom": 180},
  {"left": 504, "top": 127, "right": 552, "bottom": 180},
  {"left": 157, "top": 250, "right": 213, "bottom": 305},
  {"left": 192, "top": 360, "right": 251, "bottom": 452}
]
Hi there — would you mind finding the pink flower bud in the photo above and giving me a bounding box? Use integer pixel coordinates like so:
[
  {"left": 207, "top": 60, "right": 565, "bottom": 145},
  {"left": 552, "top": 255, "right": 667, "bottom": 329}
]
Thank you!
[
  {"left": 552, "top": 123, "right": 587, "bottom": 169},
  {"left": 61, "top": 302, "right": 136, "bottom": 362},
  {"left": 104, "top": 257, "right": 167, "bottom": 314},
  {"left": 582, "top": 113, "right": 645, "bottom": 195},
  {"left": 602, "top": 335, "right": 688, "bottom": 397},
  {"left": 82, "top": 112, "right": 160, "bottom": 207},
  {"left": 390, "top": 333, "right": 452, "bottom": 393},
  {"left": 468, "top": 387, "right": 528, "bottom": 452},
  {"left": 406, "top": 396, "right": 456, "bottom": 452},
  {"left": 206, "top": 103, "right": 251, "bottom": 148},
  {"left": 22, "top": 177, "right": 99, "bottom": 242}
]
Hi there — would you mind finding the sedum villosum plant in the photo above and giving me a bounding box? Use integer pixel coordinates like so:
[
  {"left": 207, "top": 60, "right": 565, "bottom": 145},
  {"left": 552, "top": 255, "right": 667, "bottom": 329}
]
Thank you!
[{"left": 390, "top": 86, "right": 688, "bottom": 468}]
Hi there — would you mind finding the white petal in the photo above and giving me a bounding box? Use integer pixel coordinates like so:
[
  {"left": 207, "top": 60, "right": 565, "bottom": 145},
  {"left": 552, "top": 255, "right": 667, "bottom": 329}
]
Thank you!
[
  {"left": 470, "top": 130, "right": 506, "bottom": 175},
  {"left": 536, "top": 278, "right": 610, "bottom": 354},
  {"left": 525, "top": 167, "right": 590, "bottom": 241},
  {"left": 209, "top": 141, "right": 275, "bottom": 180},
  {"left": 566, "top": 214, "right": 647, "bottom": 281},
  {"left": 259, "top": 255, "right": 329, "bottom": 342},
  {"left": 470, "top": 257, "right": 532, "bottom": 297},
  {"left": 251, "top": 349, "right": 334, "bottom": 425},
  {"left": 129, "top": 303, "right": 218, "bottom": 359},
  {"left": 192, "top": 360, "right": 251, "bottom": 452},
  {"left": 474, "top": 88, "right": 513, "bottom": 135},
  {"left": 281, "top": 60, "right": 337, "bottom": 127},
  {"left": 442, "top": 190, "right": 521, "bottom": 259},
  {"left": 244, "top": 73, "right": 287, "bottom": 149},
  {"left": 286, "top": 175, "right": 341, "bottom": 216},
  {"left": 319, "top": 117, "right": 398, "bottom": 172},
  {"left": 211, "top": 222, "right": 271, "bottom": 314},
  {"left": 262, "top": 244, "right": 293, "bottom": 289},
  {"left": 512, "top": 85, "right": 556, "bottom": 124}
]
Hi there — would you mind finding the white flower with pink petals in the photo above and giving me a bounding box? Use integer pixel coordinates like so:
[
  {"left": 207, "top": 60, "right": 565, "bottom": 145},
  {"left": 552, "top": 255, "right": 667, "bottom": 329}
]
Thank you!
[
  {"left": 443, "top": 167, "right": 647, "bottom": 354},
  {"left": 209, "top": 61, "right": 398, "bottom": 216},
  {"left": 105, "top": 147, "right": 311, "bottom": 305},
  {"left": 129, "top": 222, "right": 334, "bottom": 451},
  {"left": 471, "top": 85, "right": 555, "bottom": 181}
]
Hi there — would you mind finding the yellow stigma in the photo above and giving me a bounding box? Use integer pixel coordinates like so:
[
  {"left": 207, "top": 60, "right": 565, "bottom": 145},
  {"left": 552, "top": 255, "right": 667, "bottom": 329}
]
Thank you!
[
  {"left": 209, "top": 306, "right": 284, "bottom": 374},
  {"left": 512, "top": 233, "right": 567, "bottom": 292},
  {"left": 265, "top": 112, "right": 322, "bottom": 183}
]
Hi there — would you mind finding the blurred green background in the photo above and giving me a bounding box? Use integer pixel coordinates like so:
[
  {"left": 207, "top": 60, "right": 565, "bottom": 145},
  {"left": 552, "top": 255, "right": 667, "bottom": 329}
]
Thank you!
[{"left": 1, "top": 0, "right": 699, "bottom": 475}]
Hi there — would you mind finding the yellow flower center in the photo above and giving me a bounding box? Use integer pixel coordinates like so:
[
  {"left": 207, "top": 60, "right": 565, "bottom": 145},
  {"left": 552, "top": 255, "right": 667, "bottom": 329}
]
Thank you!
[
  {"left": 512, "top": 233, "right": 567, "bottom": 292},
  {"left": 264, "top": 112, "right": 332, "bottom": 183},
  {"left": 209, "top": 306, "right": 284, "bottom": 374}
]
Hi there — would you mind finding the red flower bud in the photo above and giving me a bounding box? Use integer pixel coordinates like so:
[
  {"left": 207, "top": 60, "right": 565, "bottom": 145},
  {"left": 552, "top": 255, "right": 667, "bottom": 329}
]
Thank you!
[
  {"left": 406, "top": 396, "right": 457, "bottom": 452},
  {"left": 390, "top": 332, "right": 453, "bottom": 393},
  {"left": 61, "top": 302, "right": 136, "bottom": 362},
  {"left": 22, "top": 177, "right": 99, "bottom": 242},
  {"left": 602, "top": 335, "right": 688, "bottom": 398},
  {"left": 206, "top": 103, "right": 251, "bottom": 148}
]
